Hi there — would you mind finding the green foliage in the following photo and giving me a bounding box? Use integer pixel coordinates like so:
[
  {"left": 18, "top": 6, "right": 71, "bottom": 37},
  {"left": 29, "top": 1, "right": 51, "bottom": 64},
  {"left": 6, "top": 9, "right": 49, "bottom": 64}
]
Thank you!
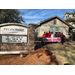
[
  {"left": 64, "top": 39, "right": 70, "bottom": 42},
  {"left": 0, "top": 9, "right": 25, "bottom": 23},
  {"left": 35, "top": 37, "right": 37, "bottom": 41},
  {"left": 35, "top": 37, "right": 42, "bottom": 41},
  {"left": 39, "top": 38, "right": 42, "bottom": 41}
]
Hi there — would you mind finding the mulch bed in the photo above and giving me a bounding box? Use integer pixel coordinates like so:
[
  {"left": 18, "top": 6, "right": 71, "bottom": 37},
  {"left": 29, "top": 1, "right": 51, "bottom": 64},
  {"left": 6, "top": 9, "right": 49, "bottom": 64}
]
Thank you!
[{"left": 0, "top": 45, "right": 58, "bottom": 65}]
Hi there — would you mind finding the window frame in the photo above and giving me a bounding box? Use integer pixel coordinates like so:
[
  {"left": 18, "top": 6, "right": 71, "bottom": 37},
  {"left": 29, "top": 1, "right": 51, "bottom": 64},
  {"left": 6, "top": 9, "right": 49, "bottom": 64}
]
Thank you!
[
  {"left": 55, "top": 27, "right": 59, "bottom": 33},
  {"left": 50, "top": 27, "right": 54, "bottom": 33}
]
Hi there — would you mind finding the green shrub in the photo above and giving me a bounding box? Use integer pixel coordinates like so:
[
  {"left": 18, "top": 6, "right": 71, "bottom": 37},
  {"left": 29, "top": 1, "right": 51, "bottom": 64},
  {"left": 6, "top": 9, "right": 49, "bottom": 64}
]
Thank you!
[
  {"left": 39, "top": 38, "right": 42, "bottom": 41},
  {"left": 35, "top": 37, "right": 42, "bottom": 41},
  {"left": 35, "top": 37, "right": 37, "bottom": 41},
  {"left": 64, "top": 39, "right": 70, "bottom": 42}
]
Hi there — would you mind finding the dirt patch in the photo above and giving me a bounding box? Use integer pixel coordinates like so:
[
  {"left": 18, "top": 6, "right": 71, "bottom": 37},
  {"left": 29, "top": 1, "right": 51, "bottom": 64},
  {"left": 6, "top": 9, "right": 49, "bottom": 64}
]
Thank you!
[{"left": 0, "top": 45, "right": 58, "bottom": 65}]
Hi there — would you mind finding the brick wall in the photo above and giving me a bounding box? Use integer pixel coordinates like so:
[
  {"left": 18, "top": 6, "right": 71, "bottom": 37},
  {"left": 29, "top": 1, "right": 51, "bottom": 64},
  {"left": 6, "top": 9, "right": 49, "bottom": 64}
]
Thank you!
[{"left": 0, "top": 24, "right": 36, "bottom": 52}]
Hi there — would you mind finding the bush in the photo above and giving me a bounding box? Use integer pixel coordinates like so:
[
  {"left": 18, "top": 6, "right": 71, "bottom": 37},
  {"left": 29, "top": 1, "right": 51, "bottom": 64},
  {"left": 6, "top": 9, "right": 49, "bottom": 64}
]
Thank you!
[
  {"left": 64, "top": 39, "right": 70, "bottom": 42},
  {"left": 35, "top": 37, "right": 37, "bottom": 41},
  {"left": 39, "top": 38, "right": 42, "bottom": 41},
  {"left": 35, "top": 37, "right": 42, "bottom": 41}
]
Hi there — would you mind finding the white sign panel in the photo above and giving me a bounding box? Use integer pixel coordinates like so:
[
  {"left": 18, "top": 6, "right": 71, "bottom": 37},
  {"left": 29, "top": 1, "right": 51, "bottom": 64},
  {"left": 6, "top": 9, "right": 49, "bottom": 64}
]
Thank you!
[
  {"left": 0, "top": 26, "right": 28, "bottom": 35},
  {"left": 2, "top": 36, "right": 27, "bottom": 43}
]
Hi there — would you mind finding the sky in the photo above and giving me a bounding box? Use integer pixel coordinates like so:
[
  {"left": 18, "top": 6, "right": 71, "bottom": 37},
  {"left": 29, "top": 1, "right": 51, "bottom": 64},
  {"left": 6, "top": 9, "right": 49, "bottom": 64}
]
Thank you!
[{"left": 19, "top": 9, "right": 75, "bottom": 26}]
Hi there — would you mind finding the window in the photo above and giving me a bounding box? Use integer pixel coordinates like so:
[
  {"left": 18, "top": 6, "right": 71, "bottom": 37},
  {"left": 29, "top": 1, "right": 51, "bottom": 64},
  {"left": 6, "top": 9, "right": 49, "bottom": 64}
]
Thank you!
[
  {"left": 50, "top": 27, "right": 54, "bottom": 33},
  {"left": 66, "top": 16, "right": 67, "bottom": 18},
  {"left": 55, "top": 27, "right": 59, "bottom": 33},
  {"left": 72, "top": 14, "right": 74, "bottom": 17},
  {"left": 54, "top": 20, "right": 56, "bottom": 24},
  {"left": 68, "top": 14, "right": 69, "bottom": 17},
  {"left": 72, "top": 30, "right": 75, "bottom": 32},
  {"left": 72, "top": 30, "right": 75, "bottom": 34}
]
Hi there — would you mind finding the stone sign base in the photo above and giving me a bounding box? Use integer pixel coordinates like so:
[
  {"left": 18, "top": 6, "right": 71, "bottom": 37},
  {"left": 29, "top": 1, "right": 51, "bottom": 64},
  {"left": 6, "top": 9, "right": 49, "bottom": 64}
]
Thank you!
[
  {"left": 0, "top": 23, "right": 36, "bottom": 52},
  {"left": 0, "top": 43, "right": 35, "bottom": 52}
]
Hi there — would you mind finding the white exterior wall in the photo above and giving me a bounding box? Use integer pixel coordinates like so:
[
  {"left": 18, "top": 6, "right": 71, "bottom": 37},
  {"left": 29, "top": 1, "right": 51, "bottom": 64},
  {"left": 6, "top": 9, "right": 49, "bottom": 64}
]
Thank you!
[{"left": 64, "top": 14, "right": 75, "bottom": 20}]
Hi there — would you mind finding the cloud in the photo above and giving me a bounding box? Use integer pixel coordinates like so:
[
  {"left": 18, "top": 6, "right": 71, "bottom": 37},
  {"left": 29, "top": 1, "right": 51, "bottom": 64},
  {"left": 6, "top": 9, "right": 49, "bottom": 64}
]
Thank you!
[
  {"left": 25, "top": 19, "right": 40, "bottom": 24},
  {"left": 40, "top": 10, "right": 48, "bottom": 15},
  {"left": 23, "top": 14, "right": 44, "bottom": 19},
  {"left": 20, "top": 9, "right": 75, "bottom": 25},
  {"left": 22, "top": 9, "right": 65, "bottom": 24},
  {"left": 40, "top": 9, "right": 58, "bottom": 16},
  {"left": 26, "top": 9, "right": 43, "bottom": 15}
]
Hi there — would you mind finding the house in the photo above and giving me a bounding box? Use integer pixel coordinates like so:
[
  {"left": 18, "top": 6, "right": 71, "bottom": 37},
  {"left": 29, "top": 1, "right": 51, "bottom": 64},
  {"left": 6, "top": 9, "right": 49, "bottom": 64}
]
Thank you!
[
  {"left": 64, "top": 12, "right": 75, "bottom": 27},
  {"left": 64, "top": 12, "right": 75, "bottom": 39},
  {"left": 64, "top": 12, "right": 75, "bottom": 20},
  {"left": 35, "top": 16, "right": 73, "bottom": 38}
]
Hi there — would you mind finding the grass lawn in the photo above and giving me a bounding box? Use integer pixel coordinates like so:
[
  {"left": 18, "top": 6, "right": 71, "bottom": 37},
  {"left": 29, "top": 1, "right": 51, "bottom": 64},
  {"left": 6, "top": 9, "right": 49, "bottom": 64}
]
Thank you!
[{"left": 44, "top": 43, "right": 75, "bottom": 65}]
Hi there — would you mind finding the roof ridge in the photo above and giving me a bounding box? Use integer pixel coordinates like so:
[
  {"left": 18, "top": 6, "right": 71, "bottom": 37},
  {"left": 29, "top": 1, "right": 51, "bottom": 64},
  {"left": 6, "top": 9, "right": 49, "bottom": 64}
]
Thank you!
[
  {"left": 64, "top": 12, "right": 75, "bottom": 16},
  {"left": 37, "top": 16, "right": 58, "bottom": 25}
]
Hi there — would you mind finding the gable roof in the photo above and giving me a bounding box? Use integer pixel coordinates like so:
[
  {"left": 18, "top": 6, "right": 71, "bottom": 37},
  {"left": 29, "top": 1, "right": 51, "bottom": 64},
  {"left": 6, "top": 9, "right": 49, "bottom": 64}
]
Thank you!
[
  {"left": 64, "top": 12, "right": 75, "bottom": 16},
  {"left": 37, "top": 16, "right": 73, "bottom": 28}
]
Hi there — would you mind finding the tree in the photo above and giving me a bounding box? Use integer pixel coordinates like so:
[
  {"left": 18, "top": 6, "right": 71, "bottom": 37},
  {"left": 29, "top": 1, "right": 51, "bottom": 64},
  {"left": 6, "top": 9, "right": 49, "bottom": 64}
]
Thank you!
[{"left": 0, "top": 9, "right": 25, "bottom": 23}]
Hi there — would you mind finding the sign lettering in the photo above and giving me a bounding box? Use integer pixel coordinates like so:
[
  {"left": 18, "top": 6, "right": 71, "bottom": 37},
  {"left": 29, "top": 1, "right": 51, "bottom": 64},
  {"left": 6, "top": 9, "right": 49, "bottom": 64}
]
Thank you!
[
  {"left": 2, "top": 36, "right": 27, "bottom": 43},
  {"left": 0, "top": 26, "right": 28, "bottom": 35}
]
